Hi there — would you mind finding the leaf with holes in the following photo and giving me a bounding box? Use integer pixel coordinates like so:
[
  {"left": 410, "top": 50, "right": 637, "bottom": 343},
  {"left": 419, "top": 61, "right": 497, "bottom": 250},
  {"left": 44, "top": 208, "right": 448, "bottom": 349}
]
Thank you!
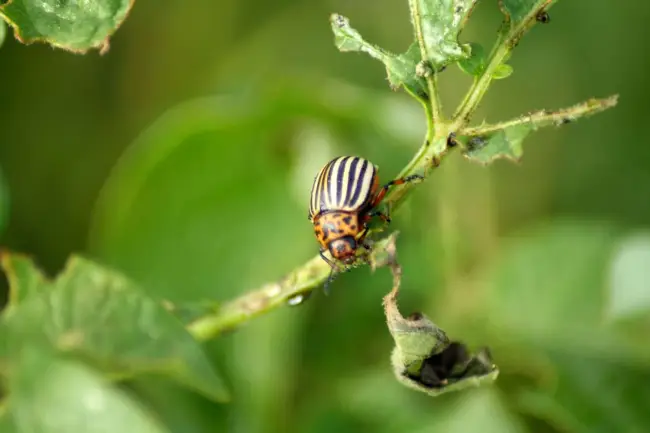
[
  {"left": 330, "top": 14, "right": 428, "bottom": 101},
  {"left": 408, "top": 0, "right": 478, "bottom": 68},
  {"left": 0, "top": 253, "right": 230, "bottom": 403},
  {"left": 0, "top": 0, "right": 134, "bottom": 53}
]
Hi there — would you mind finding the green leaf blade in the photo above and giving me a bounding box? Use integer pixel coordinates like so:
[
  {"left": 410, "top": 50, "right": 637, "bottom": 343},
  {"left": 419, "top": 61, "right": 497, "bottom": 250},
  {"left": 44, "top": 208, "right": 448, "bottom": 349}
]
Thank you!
[
  {"left": 457, "top": 42, "right": 486, "bottom": 76},
  {"left": 330, "top": 14, "right": 428, "bottom": 100},
  {"left": 461, "top": 123, "right": 531, "bottom": 164},
  {"left": 0, "top": 254, "right": 230, "bottom": 403},
  {"left": 8, "top": 348, "right": 170, "bottom": 433},
  {"left": 0, "top": 0, "right": 134, "bottom": 53},
  {"left": 0, "top": 252, "right": 50, "bottom": 307},
  {"left": 409, "top": 0, "right": 478, "bottom": 68}
]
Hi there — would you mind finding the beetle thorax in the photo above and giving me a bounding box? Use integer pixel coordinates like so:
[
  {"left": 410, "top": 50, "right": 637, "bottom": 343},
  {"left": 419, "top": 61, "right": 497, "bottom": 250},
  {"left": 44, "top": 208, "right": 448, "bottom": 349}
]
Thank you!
[{"left": 312, "top": 211, "right": 362, "bottom": 260}]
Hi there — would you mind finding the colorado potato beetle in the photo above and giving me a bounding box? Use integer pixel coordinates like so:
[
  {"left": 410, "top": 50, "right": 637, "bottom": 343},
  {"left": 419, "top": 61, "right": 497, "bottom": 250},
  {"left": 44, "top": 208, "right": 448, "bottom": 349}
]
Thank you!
[{"left": 308, "top": 156, "right": 422, "bottom": 287}]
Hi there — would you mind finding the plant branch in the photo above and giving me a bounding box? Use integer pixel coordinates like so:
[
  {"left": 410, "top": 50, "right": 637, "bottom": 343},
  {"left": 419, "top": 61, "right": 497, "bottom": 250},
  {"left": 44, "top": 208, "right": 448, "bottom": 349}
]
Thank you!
[
  {"left": 452, "top": 32, "right": 510, "bottom": 129},
  {"left": 453, "top": 0, "right": 556, "bottom": 130},
  {"left": 187, "top": 235, "right": 402, "bottom": 341},
  {"left": 408, "top": 0, "right": 444, "bottom": 127},
  {"left": 461, "top": 95, "right": 619, "bottom": 137}
]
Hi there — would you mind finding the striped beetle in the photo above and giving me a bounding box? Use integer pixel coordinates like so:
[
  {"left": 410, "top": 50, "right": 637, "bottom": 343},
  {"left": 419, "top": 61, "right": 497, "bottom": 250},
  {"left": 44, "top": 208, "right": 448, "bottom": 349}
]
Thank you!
[{"left": 308, "top": 156, "right": 422, "bottom": 286}]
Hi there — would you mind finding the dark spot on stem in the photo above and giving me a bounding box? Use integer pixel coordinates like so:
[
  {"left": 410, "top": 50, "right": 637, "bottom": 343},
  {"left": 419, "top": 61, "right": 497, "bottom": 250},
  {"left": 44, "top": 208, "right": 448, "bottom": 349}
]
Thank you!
[
  {"left": 447, "top": 132, "right": 458, "bottom": 148},
  {"left": 343, "top": 216, "right": 352, "bottom": 225},
  {"left": 536, "top": 11, "right": 550, "bottom": 23}
]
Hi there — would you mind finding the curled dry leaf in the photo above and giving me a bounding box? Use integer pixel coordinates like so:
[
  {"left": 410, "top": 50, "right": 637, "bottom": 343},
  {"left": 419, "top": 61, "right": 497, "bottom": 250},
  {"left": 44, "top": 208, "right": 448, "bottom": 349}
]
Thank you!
[{"left": 380, "top": 236, "right": 499, "bottom": 396}]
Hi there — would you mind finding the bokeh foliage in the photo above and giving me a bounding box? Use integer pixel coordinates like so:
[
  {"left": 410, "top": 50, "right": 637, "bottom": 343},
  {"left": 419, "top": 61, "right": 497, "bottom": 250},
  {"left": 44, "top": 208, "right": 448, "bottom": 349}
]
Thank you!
[{"left": 1, "top": 0, "right": 649, "bottom": 432}]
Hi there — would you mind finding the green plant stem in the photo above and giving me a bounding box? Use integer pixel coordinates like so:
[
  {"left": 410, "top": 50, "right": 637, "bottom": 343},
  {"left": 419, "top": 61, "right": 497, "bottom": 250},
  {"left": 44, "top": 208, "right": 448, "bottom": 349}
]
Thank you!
[
  {"left": 187, "top": 236, "right": 400, "bottom": 341},
  {"left": 453, "top": 32, "right": 510, "bottom": 130},
  {"left": 408, "top": 0, "right": 444, "bottom": 127},
  {"left": 461, "top": 95, "right": 620, "bottom": 136}
]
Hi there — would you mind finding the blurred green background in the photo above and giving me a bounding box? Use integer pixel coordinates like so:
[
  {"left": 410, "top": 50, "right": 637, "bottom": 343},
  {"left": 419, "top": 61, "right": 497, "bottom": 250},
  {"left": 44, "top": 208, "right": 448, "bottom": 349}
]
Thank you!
[{"left": 1, "top": 1, "right": 650, "bottom": 432}]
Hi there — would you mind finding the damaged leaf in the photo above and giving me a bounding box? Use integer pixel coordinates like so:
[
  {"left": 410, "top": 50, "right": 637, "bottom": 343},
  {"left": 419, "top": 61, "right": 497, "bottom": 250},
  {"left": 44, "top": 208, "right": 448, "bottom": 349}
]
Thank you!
[
  {"left": 330, "top": 14, "right": 428, "bottom": 100},
  {"left": 0, "top": 0, "right": 134, "bottom": 54},
  {"left": 408, "top": 0, "right": 478, "bottom": 68},
  {"left": 381, "top": 241, "right": 498, "bottom": 396}
]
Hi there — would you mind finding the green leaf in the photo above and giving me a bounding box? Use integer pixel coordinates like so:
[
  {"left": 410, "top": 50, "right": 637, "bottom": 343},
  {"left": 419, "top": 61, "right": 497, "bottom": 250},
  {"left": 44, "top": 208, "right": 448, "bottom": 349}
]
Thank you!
[
  {"left": 0, "top": 252, "right": 49, "bottom": 307},
  {"left": 498, "top": 0, "right": 559, "bottom": 45},
  {"left": 493, "top": 63, "right": 514, "bottom": 79},
  {"left": 384, "top": 283, "right": 498, "bottom": 397},
  {"left": 461, "top": 123, "right": 530, "bottom": 164},
  {"left": 330, "top": 14, "right": 428, "bottom": 100},
  {"left": 0, "top": 254, "right": 230, "bottom": 403},
  {"left": 408, "top": 0, "right": 477, "bottom": 68},
  {"left": 0, "top": 0, "right": 134, "bottom": 54},
  {"left": 457, "top": 42, "right": 486, "bottom": 76},
  {"left": 8, "top": 348, "right": 170, "bottom": 433},
  {"left": 459, "top": 95, "right": 618, "bottom": 164}
]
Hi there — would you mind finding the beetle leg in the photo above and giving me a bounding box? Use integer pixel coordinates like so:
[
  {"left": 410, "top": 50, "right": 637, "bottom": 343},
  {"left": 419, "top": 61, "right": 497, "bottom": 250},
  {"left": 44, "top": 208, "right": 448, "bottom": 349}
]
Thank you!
[
  {"left": 369, "top": 174, "right": 424, "bottom": 208},
  {"left": 366, "top": 210, "right": 391, "bottom": 224},
  {"left": 319, "top": 248, "right": 341, "bottom": 295},
  {"left": 319, "top": 248, "right": 337, "bottom": 269}
]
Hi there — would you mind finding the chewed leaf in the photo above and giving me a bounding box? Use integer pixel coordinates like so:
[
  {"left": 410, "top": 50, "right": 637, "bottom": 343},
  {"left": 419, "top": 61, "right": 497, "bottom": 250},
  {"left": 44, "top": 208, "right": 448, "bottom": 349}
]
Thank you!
[
  {"left": 462, "top": 124, "right": 530, "bottom": 164},
  {"left": 410, "top": 0, "right": 478, "bottom": 68},
  {"left": 383, "top": 271, "right": 498, "bottom": 397},
  {"left": 459, "top": 95, "right": 619, "bottom": 164},
  {"left": 0, "top": 253, "right": 230, "bottom": 403},
  {"left": 330, "top": 14, "right": 428, "bottom": 100},
  {"left": 0, "top": 0, "right": 134, "bottom": 54}
]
